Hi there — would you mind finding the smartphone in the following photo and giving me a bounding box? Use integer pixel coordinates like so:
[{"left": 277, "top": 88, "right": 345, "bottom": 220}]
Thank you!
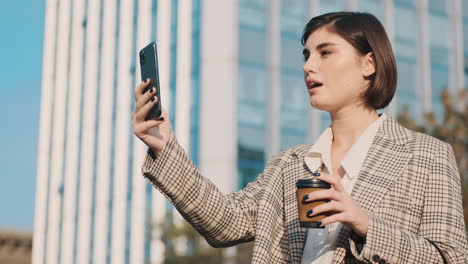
[{"left": 139, "top": 42, "right": 162, "bottom": 120}]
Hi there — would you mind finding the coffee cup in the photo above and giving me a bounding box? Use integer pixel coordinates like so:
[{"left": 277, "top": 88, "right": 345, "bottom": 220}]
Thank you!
[{"left": 296, "top": 176, "right": 331, "bottom": 228}]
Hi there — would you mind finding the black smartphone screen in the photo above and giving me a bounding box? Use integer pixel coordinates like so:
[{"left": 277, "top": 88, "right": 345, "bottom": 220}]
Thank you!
[{"left": 139, "top": 42, "right": 162, "bottom": 120}]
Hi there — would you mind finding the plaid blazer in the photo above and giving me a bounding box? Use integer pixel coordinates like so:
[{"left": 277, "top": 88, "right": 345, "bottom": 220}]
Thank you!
[{"left": 142, "top": 117, "right": 468, "bottom": 263}]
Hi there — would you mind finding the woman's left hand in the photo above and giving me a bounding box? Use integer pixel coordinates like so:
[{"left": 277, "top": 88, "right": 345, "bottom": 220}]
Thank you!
[{"left": 304, "top": 172, "right": 369, "bottom": 238}]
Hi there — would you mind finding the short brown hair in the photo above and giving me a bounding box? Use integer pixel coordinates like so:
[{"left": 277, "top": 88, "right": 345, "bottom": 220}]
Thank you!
[{"left": 302, "top": 12, "right": 397, "bottom": 110}]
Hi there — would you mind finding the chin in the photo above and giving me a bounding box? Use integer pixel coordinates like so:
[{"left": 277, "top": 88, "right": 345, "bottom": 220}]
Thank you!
[{"left": 309, "top": 96, "right": 332, "bottom": 111}]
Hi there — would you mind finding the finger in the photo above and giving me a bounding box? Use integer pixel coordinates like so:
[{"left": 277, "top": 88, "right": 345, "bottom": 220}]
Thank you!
[
  {"left": 307, "top": 201, "right": 343, "bottom": 217},
  {"left": 134, "top": 78, "right": 151, "bottom": 98},
  {"left": 133, "top": 119, "right": 165, "bottom": 135},
  {"left": 305, "top": 189, "right": 341, "bottom": 202},
  {"left": 315, "top": 172, "right": 346, "bottom": 193},
  {"left": 134, "top": 95, "right": 159, "bottom": 122},
  {"left": 136, "top": 85, "right": 157, "bottom": 109},
  {"left": 318, "top": 212, "right": 346, "bottom": 227}
]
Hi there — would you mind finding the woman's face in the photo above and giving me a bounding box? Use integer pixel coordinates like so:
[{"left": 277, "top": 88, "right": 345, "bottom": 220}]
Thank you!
[{"left": 303, "top": 27, "right": 375, "bottom": 113}]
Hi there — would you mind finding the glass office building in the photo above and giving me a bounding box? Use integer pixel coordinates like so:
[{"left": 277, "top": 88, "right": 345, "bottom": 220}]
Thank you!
[{"left": 33, "top": 0, "right": 466, "bottom": 264}]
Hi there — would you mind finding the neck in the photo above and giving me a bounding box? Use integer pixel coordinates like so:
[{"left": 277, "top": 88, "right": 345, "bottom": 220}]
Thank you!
[{"left": 329, "top": 105, "right": 379, "bottom": 148}]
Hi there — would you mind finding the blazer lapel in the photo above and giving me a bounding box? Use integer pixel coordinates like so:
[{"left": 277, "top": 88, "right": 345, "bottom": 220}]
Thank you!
[
  {"left": 333, "top": 117, "right": 414, "bottom": 262},
  {"left": 283, "top": 146, "right": 311, "bottom": 263}
]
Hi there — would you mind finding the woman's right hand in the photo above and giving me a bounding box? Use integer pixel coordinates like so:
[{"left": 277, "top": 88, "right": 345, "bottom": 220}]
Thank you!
[{"left": 132, "top": 79, "right": 173, "bottom": 154}]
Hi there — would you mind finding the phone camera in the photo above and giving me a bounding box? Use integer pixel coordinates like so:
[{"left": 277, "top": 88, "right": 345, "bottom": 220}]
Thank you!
[{"left": 140, "top": 54, "right": 145, "bottom": 64}]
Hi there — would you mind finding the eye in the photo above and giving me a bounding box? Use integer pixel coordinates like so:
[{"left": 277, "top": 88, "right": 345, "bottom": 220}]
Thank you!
[
  {"left": 320, "top": 50, "right": 331, "bottom": 57},
  {"left": 302, "top": 50, "right": 310, "bottom": 62}
]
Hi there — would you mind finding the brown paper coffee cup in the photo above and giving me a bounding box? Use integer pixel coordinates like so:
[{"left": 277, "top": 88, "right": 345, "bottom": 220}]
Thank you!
[{"left": 296, "top": 178, "right": 331, "bottom": 228}]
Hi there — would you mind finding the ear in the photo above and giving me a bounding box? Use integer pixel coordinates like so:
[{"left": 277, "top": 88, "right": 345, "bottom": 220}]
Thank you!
[{"left": 361, "top": 52, "right": 376, "bottom": 78}]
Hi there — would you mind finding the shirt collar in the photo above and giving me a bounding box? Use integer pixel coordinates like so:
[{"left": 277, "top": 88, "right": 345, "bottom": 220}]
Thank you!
[
  {"left": 304, "top": 126, "right": 333, "bottom": 173},
  {"left": 304, "top": 113, "right": 387, "bottom": 179}
]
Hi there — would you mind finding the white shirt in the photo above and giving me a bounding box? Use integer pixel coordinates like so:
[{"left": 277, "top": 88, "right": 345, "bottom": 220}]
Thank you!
[{"left": 301, "top": 114, "right": 387, "bottom": 264}]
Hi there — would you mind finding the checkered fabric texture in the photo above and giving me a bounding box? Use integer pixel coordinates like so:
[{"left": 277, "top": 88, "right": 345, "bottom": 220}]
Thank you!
[{"left": 142, "top": 117, "right": 468, "bottom": 263}]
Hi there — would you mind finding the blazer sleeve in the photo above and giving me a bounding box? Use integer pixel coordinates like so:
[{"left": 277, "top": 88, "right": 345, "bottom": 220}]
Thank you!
[
  {"left": 141, "top": 132, "right": 275, "bottom": 248},
  {"left": 349, "top": 142, "right": 468, "bottom": 263}
]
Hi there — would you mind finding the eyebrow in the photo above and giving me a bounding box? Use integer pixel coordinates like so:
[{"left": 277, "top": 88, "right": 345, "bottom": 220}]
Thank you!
[{"left": 303, "top": 42, "right": 338, "bottom": 55}]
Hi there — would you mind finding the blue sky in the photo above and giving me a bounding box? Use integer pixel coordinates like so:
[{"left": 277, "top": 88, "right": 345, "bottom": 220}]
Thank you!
[{"left": 0, "top": 0, "right": 45, "bottom": 230}]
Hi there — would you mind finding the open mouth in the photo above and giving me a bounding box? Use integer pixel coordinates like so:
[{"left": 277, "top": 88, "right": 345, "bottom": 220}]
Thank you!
[{"left": 309, "top": 83, "right": 323, "bottom": 89}]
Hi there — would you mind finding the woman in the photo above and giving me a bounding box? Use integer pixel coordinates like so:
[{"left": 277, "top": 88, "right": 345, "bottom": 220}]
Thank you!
[{"left": 132, "top": 12, "right": 468, "bottom": 263}]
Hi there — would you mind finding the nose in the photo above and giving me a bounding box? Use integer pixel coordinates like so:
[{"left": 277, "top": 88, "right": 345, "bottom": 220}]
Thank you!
[{"left": 303, "top": 58, "right": 316, "bottom": 74}]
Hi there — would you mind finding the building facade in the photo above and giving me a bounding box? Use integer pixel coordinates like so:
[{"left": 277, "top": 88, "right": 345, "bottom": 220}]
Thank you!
[{"left": 33, "top": 0, "right": 467, "bottom": 263}]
